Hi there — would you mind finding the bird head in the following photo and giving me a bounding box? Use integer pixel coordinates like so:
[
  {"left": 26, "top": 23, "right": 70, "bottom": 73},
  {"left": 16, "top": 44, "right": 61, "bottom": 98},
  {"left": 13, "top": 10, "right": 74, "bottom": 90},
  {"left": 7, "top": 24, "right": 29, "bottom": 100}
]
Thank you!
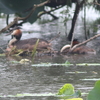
[{"left": 11, "top": 27, "right": 22, "bottom": 40}]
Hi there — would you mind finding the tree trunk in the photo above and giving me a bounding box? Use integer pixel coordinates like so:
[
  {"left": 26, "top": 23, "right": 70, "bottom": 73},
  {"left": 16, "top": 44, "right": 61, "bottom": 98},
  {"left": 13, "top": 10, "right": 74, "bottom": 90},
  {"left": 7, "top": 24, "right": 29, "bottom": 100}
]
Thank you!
[{"left": 68, "top": 0, "right": 85, "bottom": 41}]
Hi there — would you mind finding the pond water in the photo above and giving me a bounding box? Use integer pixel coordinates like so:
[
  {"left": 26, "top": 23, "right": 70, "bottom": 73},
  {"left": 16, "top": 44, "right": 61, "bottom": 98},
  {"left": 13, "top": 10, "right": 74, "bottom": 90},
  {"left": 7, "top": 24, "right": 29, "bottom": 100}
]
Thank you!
[
  {"left": 0, "top": 55, "right": 100, "bottom": 100},
  {"left": 0, "top": 12, "right": 100, "bottom": 100}
]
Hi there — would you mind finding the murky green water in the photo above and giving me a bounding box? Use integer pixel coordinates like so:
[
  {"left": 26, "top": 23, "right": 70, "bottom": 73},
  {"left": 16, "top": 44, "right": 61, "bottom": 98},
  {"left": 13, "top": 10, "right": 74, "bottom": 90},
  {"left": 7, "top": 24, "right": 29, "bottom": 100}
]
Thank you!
[{"left": 0, "top": 16, "right": 100, "bottom": 100}]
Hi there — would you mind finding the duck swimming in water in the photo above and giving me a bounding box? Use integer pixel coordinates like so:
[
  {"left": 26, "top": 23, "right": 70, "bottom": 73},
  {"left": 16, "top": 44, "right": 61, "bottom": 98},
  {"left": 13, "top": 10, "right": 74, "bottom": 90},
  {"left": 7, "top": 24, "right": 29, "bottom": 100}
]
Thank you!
[
  {"left": 60, "top": 39, "right": 96, "bottom": 54},
  {"left": 6, "top": 27, "right": 52, "bottom": 54}
]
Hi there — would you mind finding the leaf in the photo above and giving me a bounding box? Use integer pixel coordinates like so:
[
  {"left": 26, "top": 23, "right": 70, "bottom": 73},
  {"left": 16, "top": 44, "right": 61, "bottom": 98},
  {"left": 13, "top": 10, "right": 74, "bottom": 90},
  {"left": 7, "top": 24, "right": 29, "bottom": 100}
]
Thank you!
[
  {"left": 65, "top": 61, "right": 71, "bottom": 64},
  {"left": 57, "top": 84, "right": 81, "bottom": 99},
  {"left": 87, "top": 80, "right": 100, "bottom": 100},
  {"left": 0, "top": 0, "right": 44, "bottom": 13},
  {"left": 57, "top": 84, "right": 75, "bottom": 95},
  {"left": 0, "top": 0, "right": 45, "bottom": 23},
  {"left": 31, "top": 39, "right": 39, "bottom": 58}
]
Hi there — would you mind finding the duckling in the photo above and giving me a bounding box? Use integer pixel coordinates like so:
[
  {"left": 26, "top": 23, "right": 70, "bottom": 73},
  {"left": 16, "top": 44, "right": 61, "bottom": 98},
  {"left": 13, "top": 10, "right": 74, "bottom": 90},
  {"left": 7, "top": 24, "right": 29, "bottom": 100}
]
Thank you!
[
  {"left": 6, "top": 27, "right": 52, "bottom": 54},
  {"left": 60, "top": 39, "right": 96, "bottom": 54}
]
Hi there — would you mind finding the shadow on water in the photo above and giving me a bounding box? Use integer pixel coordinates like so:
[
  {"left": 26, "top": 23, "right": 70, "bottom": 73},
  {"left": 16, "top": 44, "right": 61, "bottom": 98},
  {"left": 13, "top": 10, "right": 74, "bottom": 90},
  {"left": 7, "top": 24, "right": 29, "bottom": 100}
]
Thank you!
[{"left": 0, "top": 17, "right": 100, "bottom": 100}]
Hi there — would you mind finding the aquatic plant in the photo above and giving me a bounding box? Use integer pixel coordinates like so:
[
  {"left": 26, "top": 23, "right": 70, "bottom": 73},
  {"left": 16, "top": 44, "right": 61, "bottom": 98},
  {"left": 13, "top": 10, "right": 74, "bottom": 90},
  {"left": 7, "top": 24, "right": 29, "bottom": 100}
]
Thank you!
[
  {"left": 0, "top": 80, "right": 100, "bottom": 100},
  {"left": 31, "top": 39, "right": 40, "bottom": 60}
]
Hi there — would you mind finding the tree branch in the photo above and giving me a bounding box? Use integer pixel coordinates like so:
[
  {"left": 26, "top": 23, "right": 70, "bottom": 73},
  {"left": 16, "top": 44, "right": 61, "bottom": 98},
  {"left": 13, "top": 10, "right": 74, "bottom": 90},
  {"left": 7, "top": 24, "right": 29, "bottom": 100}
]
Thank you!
[
  {"left": 68, "top": 0, "right": 85, "bottom": 41},
  {"left": 69, "top": 33, "right": 100, "bottom": 52},
  {"left": 38, "top": 6, "right": 63, "bottom": 19},
  {"left": 0, "top": 0, "right": 50, "bottom": 34},
  {"left": 69, "top": 0, "right": 85, "bottom": 49},
  {"left": 93, "top": 1, "right": 100, "bottom": 6},
  {"left": 18, "top": 0, "right": 50, "bottom": 20}
]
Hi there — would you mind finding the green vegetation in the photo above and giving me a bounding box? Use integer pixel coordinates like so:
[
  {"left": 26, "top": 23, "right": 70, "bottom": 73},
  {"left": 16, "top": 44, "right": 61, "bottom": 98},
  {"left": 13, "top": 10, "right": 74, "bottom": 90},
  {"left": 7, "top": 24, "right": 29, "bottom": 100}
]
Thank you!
[
  {"left": 0, "top": 0, "right": 99, "bottom": 40},
  {"left": 9, "top": 59, "right": 100, "bottom": 66},
  {"left": 0, "top": 80, "right": 100, "bottom": 100},
  {"left": 31, "top": 39, "right": 40, "bottom": 59},
  {"left": 57, "top": 84, "right": 81, "bottom": 99},
  {"left": 0, "top": 0, "right": 45, "bottom": 23},
  {"left": 87, "top": 80, "right": 100, "bottom": 100}
]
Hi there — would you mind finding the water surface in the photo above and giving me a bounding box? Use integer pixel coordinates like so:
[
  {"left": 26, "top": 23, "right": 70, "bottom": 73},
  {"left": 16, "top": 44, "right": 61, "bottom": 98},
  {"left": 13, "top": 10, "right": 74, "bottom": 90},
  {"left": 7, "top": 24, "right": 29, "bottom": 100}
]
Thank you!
[{"left": 0, "top": 14, "right": 100, "bottom": 100}]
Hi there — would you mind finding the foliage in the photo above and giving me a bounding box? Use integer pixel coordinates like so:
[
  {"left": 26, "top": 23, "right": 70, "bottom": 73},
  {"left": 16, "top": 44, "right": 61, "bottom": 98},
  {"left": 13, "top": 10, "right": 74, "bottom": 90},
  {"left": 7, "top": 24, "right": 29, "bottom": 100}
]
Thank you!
[
  {"left": 31, "top": 39, "right": 40, "bottom": 58},
  {"left": 0, "top": 80, "right": 99, "bottom": 100},
  {"left": 0, "top": 0, "right": 72, "bottom": 24},
  {"left": 87, "top": 80, "right": 100, "bottom": 100},
  {"left": 57, "top": 84, "right": 75, "bottom": 95},
  {"left": 57, "top": 83, "right": 81, "bottom": 99},
  {"left": 0, "top": 83, "right": 81, "bottom": 100},
  {"left": 0, "top": 0, "right": 96, "bottom": 24},
  {"left": 0, "top": 0, "right": 45, "bottom": 23}
]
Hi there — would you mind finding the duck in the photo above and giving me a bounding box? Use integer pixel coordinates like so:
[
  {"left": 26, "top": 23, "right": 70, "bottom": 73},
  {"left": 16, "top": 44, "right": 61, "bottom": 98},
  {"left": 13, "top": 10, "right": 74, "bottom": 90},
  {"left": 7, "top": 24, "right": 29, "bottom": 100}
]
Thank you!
[
  {"left": 60, "top": 39, "right": 96, "bottom": 54},
  {"left": 6, "top": 27, "right": 52, "bottom": 55}
]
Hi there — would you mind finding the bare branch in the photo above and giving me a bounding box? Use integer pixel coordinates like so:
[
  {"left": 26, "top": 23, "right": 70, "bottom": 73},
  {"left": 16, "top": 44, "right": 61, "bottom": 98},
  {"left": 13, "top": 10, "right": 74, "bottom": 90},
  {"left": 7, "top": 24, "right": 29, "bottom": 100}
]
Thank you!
[
  {"left": 14, "top": 1, "right": 50, "bottom": 20},
  {"left": 70, "top": 33, "right": 100, "bottom": 52},
  {"left": 93, "top": 1, "right": 100, "bottom": 5},
  {"left": 38, "top": 6, "right": 63, "bottom": 18},
  {"left": 0, "top": 0, "right": 50, "bottom": 34},
  {"left": 0, "top": 17, "right": 19, "bottom": 33},
  {"left": 15, "top": 0, "right": 50, "bottom": 20}
]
